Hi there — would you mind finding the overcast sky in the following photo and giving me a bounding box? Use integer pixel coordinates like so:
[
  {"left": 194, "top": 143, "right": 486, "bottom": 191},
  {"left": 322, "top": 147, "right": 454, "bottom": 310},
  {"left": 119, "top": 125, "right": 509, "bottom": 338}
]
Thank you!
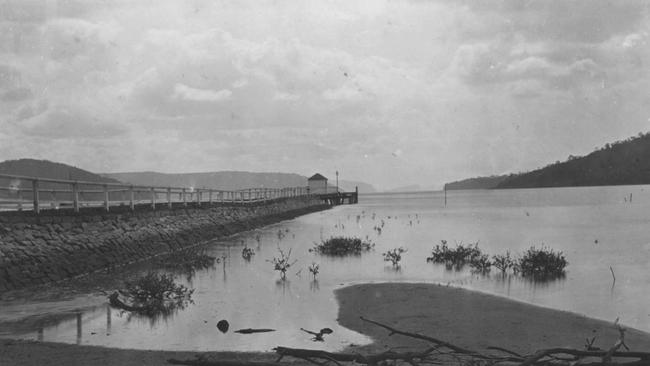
[{"left": 1, "top": 0, "right": 649, "bottom": 190}]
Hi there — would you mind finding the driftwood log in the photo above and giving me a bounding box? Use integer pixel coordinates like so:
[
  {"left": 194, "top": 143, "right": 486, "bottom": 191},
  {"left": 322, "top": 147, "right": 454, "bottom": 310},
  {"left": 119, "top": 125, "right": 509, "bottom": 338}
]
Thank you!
[
  {"left": 168, "top": 316, "right": 650, "bottom": 366},
  {"left": 235, "top": 328, "right": 276, "bottom": 334}
]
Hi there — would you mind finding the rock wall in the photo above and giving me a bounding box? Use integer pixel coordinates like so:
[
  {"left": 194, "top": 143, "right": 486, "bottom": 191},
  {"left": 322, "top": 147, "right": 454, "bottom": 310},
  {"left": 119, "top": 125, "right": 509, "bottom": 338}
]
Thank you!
[{"left": 0, "top": 197, "right": 328, "bottom": 291}]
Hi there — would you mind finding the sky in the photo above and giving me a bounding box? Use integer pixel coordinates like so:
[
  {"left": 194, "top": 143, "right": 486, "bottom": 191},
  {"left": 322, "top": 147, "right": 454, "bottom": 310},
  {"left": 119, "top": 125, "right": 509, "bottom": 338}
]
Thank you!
[{"left": 0, "top": 0, "right": 649, "bottom": 191}]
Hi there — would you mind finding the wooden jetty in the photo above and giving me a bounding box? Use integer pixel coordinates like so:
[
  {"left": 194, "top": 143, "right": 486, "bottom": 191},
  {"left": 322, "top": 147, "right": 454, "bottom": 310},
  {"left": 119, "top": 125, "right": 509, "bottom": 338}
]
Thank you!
[
  {"left": 0, "top": 173, "right": 311, "bottom": 214},
  {"left": 316, "top": 187, "right": 359, "bottom": 205}
]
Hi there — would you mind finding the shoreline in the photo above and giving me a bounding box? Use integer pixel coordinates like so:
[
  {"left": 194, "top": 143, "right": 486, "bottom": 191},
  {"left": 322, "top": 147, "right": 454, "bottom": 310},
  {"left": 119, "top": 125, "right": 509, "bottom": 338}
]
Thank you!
[
  {"left": 3, "top": 282, "right": 650, "bottom": 365},
  {"left": 335, "top": 283, "right": 650, "bottom": 354}
]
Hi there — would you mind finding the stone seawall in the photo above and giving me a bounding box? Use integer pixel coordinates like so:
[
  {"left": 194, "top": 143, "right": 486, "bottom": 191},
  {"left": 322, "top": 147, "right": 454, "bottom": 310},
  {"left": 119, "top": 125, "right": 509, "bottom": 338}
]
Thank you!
[{"left": 0, "top": 197, "right": 329, "bottom": 291}]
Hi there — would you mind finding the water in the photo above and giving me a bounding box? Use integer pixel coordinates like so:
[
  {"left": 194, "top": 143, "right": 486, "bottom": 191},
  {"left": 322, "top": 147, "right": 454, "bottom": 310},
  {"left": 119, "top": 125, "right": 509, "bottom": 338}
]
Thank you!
[{"left": 1, "top": 185, "right": 650, "bottom": 351}]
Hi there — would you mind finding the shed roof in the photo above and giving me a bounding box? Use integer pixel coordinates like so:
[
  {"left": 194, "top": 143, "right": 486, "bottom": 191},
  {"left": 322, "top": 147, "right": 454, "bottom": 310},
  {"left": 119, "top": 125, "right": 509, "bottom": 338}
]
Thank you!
[{"left": 308, "top": 173, "right": 328, "bottom": 181}]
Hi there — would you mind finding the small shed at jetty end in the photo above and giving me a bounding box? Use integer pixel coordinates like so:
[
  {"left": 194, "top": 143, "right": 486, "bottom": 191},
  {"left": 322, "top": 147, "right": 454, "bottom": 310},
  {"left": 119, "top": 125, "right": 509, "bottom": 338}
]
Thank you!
[{"left": 308, "top": 173, "right": 328, "bottom": 194}]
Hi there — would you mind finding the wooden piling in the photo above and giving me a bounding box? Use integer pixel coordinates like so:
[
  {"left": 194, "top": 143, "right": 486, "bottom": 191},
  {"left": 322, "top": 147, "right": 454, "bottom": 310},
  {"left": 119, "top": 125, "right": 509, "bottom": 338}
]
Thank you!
[{"left": 32, "top": 179, "right": 40, "bottom": 214}]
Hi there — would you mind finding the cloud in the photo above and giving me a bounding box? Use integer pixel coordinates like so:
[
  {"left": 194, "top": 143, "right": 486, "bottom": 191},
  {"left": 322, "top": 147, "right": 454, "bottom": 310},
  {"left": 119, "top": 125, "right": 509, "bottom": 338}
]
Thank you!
[
  {"left": 0, "top": 64, "right": 22, "bottom": 88},
  {"left": 322, "top": 83, "right": 368, "bottom": 101},
  {"left": 622, "top": 33, "right": 646, "bottom": 48},
  {"left": 232, "top": 79, "right": 248, "bottom": 88},
  {"left": 2, "top": 87, "right": 32, "bottom": 101},
  {"left": 273, "top": 91, "right": 300, "bottom": 101},
  {"left": 172, "top": 84, "right": 232, "bottom": 102},
  {"left": 462, "top": 0, "right": 648, "bottom": 43},
  {"left": 41, "top": 18, "right": 120, "bottom": 61},
  {"left": 19, "top": 106, "right": 127, "bottom": 140}
]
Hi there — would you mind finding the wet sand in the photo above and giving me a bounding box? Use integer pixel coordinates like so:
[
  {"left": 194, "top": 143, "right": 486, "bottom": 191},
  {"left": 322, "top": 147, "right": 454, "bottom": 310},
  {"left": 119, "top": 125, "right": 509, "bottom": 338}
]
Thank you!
[
  {"left": 3, "top": 282, "right": 650, "bottom": 365},
  {"left": 335, "top": 283, "right": 650, "bottom": 354}
]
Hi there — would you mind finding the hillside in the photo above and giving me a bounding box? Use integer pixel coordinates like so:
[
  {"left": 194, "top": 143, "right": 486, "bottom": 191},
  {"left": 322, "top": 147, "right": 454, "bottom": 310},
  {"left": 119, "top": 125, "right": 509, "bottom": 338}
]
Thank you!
[
  {"left": 444, "top": 175, "right": 510, "bottom": 190},
  {"left": 0, "top": 159, "right": 122, "bottom": 200},
  {"left": 496, "top": 132, "right": 650, "bottom": 189},
  {"left": 0, "top": 159, "right": 120, "bottom": 186},
  {"left": 103, "top": 171, "right": 377, "bottom": 193}
]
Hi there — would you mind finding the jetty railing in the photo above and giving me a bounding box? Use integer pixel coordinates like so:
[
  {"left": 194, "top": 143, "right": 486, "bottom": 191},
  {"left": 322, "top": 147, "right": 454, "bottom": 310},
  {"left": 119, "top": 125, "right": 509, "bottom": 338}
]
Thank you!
[{"left": 0, "top": 173, "right": 311, "bottom": 214}]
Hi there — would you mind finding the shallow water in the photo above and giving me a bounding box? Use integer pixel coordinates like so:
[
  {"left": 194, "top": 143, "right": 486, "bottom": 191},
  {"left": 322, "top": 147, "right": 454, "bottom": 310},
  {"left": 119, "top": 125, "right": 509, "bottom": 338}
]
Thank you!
[{"left": 1, "top": 185, "right": 650, "bottom": 351}]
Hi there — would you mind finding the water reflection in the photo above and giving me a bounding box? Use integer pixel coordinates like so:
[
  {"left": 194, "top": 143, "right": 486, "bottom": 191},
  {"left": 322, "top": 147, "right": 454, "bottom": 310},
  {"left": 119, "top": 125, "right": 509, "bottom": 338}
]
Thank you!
[
  {"left": 76, "top": 312, "right": 82, "bottom": 345},
  {"left": 106, "top": 305, "right": 111, "bottom": 335},
  {"left": 275, "top": 279, "right": 292, "bottom": 296},
  {"left": 309, "top": 280, "right": 320, "bottom": 292}
]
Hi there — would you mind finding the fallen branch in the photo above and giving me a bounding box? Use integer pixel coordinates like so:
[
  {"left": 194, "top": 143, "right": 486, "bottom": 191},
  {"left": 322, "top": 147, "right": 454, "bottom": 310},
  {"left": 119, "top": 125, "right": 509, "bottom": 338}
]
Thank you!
[
  {"left": 168, "top": 317, "right": 650, "bottom": 366},
  {"left": 234, "top": 328, "right": 275, "bottom": 334},
  {"left": 359, "top": 316, "right": 495, "bottom": 360},
  {"left": 168, "top": 359, "right": 279, "bottom": 366},
  {"left": 273, "top": 345, "right": 439, "bottom": 365}
]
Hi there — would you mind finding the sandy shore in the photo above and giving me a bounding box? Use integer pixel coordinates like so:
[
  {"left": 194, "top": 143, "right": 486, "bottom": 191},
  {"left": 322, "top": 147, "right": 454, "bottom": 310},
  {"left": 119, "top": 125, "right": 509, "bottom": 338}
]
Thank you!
[
  {"left": 335, "top": 283, "right": 650, "bottom": 354},
  {"left": 2, "top": 282, "right": 650, "bottom": 365}
]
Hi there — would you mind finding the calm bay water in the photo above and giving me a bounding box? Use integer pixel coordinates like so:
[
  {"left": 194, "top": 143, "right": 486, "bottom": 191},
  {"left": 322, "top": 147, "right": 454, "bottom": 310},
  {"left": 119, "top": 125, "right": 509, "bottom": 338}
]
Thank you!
[{"left": 1, "top": 185, "right": 650, "bottom": 351}]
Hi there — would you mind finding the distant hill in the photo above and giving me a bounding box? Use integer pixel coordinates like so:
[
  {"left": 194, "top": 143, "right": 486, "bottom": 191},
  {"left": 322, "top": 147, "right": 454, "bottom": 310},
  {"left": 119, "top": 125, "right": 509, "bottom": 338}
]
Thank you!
[
  {"left": 444, "top": 175, "right": 510, "bottom": 190},
  {"left": 495, "top": 133, "right": 650, "bottom": 188},
  {"left": 0, "top": 159, "right": 122, "bottom": 200},
  {"left": 496, "top": 132, "right": 650, "bottom": 189},
  {"left": 0, "top": 159, "right": 121, "bottom": 184},
  {"left": 103, "top": 171, "right": 377, "bottom": 193}
]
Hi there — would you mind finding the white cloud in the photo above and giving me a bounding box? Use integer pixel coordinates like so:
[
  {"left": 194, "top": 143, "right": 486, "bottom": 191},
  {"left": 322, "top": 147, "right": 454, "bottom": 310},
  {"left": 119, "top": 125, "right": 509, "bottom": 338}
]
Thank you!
[
  {"left": 322, "top": 82, "right": 369, "bottom": 101},
  {"left": 273, "top": 91, "right": 300, "bottom": 101},
  {"left": 232, "top": 79, "right": 248, "bottom": 88},
  {"left": 172, "top": 84, "right": 232, "bottom": 102},
  {"left": 18, "top": 106, "right": 127, "bottom": 140}
]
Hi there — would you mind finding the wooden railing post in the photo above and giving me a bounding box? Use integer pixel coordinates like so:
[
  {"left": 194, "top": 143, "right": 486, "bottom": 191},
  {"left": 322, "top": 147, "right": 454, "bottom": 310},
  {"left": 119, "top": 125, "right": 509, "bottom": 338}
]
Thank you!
[
  {"left": 182, "top": 188, "right": 187, "bottom": 206},
  {"left": 197, "top": 189, "right": 201, "bottom": 206},
  {"left": 129, "top": 185, "right": 134, "bottom": 211},
  {"left": 209, "top": 190, "right": 213, "bottom": 204},
  {"left": 50, "top": 190, "right": 56, "bottom": 208},
  {"left": 72, "top": 182, "right": 79, "bottom": 213},
  {"left": 32, "top": 179, "right": 40, "bottom": 214},
  {"left": 151, "top": 187, "right": 156, "bottom": 209},
  {"left": 167, "top": 188, "right": 172, "bottom": 209},
  {"left": 103, "top": 184, "right": 109, "bottom": 212},
  {"left": 17, "top": 189, "right": 22, "bottom": 211}
]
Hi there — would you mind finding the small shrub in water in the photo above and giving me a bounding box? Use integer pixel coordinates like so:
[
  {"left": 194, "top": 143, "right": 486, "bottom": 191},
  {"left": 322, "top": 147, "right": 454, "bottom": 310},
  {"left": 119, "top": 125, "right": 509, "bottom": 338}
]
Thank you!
[
  {"left": 123, "top": 272, "right": 192, "bottom": 302},
  {"left": 308, "top": 262, "right": 320, "bottom": 279},
  {"left": 382, "top": 247, "right": 407, "bottom": 267},
  {"left": 469, "top": 253, "right": 491, "bottom": 272},
  {"left": 110, "top": 272, "right": 194, "bottom": 318},
  {"left": 426, "top": 241, "right": 483, "bottom": 268},
  {"left": 310, "top": 236, "right": 374, "bottom": 256},
  {"left": 492, "top": 251, "right": 514, "bottom": 273},
  {"left": 242, "top": 246, "right": 255, "bottom": 261},
  {"left": 268, "top": 246, "right": 297, "bottom": 280},
  {"left": 517, "top": 246, "right": 567, "bottom": 278}
]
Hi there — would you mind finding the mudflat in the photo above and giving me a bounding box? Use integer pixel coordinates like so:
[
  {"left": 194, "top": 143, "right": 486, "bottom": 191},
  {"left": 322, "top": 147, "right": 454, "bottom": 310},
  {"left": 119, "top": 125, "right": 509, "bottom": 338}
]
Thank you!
[
  {"left": 3, "top": 282, "right": 649, "bottom": 365},
  {"left": 335, "top": 282, "right": 650, "bottom": 354}
]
